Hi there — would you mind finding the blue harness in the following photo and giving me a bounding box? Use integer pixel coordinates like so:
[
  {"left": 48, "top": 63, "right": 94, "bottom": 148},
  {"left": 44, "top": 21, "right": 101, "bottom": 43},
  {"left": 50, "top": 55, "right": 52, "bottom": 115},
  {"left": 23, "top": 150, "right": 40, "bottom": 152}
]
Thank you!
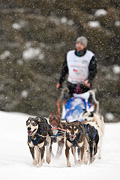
[
  {"left": 84, "top": 124, "right": 97, "bottom": 140},
  {"left": 29, "top": 126, "right": 42, "bottom": 146}
]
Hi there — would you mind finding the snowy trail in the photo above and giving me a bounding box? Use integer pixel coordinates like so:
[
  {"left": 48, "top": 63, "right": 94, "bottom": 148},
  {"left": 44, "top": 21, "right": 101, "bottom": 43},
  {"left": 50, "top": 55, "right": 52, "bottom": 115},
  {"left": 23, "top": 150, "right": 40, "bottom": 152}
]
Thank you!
[{"left": 0, "top": 111, "right": 120, "bottom": 180}]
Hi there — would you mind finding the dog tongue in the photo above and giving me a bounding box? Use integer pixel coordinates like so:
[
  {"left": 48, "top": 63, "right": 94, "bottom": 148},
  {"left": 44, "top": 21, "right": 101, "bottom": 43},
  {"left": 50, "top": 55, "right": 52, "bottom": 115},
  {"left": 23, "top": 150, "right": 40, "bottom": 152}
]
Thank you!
[
  {"left": 28, "top": 131, "right": 32, "bottom": 135},
  {"left": 70, "top": 135, "right": 76, "bottom": 140}
]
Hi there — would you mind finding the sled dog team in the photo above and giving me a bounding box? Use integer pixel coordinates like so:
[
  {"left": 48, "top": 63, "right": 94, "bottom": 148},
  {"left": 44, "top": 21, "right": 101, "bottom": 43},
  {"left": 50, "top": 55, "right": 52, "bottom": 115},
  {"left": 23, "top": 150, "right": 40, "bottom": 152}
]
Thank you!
[{"left": 26, "top": 111, "right": 104, "bottom": 167}]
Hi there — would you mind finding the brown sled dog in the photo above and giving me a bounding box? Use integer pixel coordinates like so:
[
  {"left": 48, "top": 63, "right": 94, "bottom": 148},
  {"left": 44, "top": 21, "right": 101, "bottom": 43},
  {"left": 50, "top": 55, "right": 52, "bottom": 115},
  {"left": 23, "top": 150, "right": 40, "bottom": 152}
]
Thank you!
[
  {"left": 26, "top": 116, "right": 52, "bottom": 167},
  {"left": 49, "top": 112, "right": 66, "bottom": 158}
]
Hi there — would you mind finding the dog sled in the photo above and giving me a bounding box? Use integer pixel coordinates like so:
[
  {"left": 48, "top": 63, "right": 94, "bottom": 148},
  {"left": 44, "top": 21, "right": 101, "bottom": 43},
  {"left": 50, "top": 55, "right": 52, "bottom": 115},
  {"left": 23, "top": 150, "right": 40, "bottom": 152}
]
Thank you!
[{"left": 57, "top": 88, "right": 99, "bottom": 123}]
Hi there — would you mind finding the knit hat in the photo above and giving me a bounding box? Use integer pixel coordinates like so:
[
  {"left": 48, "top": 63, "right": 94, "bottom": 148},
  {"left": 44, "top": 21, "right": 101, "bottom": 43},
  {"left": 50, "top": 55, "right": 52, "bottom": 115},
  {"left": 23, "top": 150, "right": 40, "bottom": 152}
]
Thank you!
[{"left": 76, "top": 36, "right": 88, "bottom": 47}]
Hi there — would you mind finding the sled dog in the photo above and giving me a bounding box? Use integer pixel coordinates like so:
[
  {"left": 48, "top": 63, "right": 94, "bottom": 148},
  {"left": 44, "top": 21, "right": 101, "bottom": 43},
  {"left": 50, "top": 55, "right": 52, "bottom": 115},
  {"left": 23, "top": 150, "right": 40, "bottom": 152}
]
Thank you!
[
  {"left": 82, "top": 111, "right": 104, "bottom": 159},
  {"left": 49, "top": 112, "right": 66, "bottom": 158},
  {"left": 65, "top": 121, "right": 87, "bottom": 167},
  {"left": 26, "top": 116, "right": 52, "bottom": 167},
  {"left": 83, "top": 123, "right": 99, "bottom": 163}
]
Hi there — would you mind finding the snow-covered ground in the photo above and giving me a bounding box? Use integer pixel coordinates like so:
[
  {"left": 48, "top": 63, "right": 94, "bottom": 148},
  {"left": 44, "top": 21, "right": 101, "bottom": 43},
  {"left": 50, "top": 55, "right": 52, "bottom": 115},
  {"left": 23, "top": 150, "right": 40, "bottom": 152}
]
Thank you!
[{"left": 0, "top": 111, "right": 120, "bottom": 180}]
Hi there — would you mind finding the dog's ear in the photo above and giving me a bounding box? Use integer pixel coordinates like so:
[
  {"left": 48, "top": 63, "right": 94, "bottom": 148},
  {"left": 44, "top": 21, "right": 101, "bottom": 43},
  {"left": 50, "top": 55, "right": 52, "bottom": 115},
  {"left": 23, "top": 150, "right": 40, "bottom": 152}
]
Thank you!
[
  {"left": 35, "top": 116, "right": 41, "bottom": 122},
  {"left": 56, "top": 111, "right": 60, "bottom": 116},
  {"left": 49, "top": 112, "right": 54, "bottom": 118},
  {"left": 28, "top": 117, "right": 32, "bottom": 121},
  {"left": 83, "top": 109, "right": 87, "bottom": 114},
  {"left": 51, "top": 111, "right": 54, "bottom": 115}
]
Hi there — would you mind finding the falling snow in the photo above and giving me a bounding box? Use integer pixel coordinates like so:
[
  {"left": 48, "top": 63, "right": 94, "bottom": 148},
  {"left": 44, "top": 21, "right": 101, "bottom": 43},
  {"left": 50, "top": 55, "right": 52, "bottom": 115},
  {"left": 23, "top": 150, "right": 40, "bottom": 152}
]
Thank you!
[{"left": 95, "top": 9, "right": 108, "bottom": 17}]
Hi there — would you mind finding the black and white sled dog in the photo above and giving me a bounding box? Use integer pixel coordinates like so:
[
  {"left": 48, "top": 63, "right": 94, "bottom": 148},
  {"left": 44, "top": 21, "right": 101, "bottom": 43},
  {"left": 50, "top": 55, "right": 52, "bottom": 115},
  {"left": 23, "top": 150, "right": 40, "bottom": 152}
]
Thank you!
[
  {"left": 26, "top": 116, "right": 53, "bottom": 167},
  {"left": 82, "top": 111, "right": 104, "bottom": 159}
]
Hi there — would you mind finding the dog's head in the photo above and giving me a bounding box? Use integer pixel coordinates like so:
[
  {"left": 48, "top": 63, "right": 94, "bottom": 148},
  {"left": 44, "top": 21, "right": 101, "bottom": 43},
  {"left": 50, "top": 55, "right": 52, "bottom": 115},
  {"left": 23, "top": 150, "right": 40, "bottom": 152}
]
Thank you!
[
  {"left": 49, "top": 112, "right": 61, "bottom": 127},
  {"left": 82, "top": 111, "right": 94, "bottom": 122},
  {"left": 66, "top": 121, "right": 80, "bottom": 141},
  {"left": 26, "top": 117, "right": 40, "bottom": 136}
]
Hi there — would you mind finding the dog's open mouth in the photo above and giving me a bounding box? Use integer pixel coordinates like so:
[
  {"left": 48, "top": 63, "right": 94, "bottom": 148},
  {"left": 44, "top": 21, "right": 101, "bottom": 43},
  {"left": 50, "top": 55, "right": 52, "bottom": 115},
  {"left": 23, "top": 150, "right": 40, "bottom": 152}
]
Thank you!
[
  {"left": 28, "top": 129, "right": 37, "bottom": 136},
  {"left": 70, "top": 134, "right": 76, "bottom": 141},
  {"left": 28, "top": 131, "right": 33, "bottom": 136}
]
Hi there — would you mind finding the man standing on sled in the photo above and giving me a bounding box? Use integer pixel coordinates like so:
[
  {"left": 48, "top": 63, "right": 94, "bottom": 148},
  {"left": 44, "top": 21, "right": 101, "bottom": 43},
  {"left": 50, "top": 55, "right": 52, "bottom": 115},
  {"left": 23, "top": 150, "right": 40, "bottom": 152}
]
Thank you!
[{"left": 56, "top": 36, "right": 97, "bottom": 97}]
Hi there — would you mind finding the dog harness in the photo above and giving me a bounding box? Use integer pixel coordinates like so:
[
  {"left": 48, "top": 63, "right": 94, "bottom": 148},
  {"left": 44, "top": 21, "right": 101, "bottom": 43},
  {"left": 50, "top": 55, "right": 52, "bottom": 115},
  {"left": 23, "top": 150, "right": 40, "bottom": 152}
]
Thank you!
[
  {"left": 29, "top": 126, "right": 43, "bottom": 146},
  {"left": 84, "top": 124, "right": 97, "bottom": 140},
  {"left": 51, "top": 126, "right": 66, "bottom": 136}
]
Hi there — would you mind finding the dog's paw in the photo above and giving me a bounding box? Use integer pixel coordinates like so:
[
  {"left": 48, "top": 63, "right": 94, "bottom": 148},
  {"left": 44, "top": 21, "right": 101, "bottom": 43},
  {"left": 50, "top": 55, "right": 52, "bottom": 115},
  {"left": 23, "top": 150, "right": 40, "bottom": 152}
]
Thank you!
[
  {"left": 33, "top": 159, "right": 37, "bottom": 166},
  {"left": 37, "top": 159, "right": 44, "bottom": 167},
  {"left": 37, "top": 163, "right": 43, "bottom": 168},
  {"left": 46, "top": 156, "right": 51, "bottom": 164},
  {"left": 98, "top": 155, "right": 101, "bottom": 159},
  {"left": 67, "top": 162, "right": 71, "bottom": 167},
  {"left": 78, "top": 159, "right": 84, "bottom": 165},
  {"left": 74, "top": 160, "right": 80, "bottom": 165},
  {"left": 84, "top": 159, "right": 88, "bottom": 165},
  {"left": 90, "top": 156, "right": 95, "bottom": 164}
]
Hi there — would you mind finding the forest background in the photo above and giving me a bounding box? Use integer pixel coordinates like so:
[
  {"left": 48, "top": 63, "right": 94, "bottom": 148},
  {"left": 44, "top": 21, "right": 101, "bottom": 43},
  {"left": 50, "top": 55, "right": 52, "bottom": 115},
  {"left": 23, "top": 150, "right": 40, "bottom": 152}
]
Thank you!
[{"left": 0, "top": 0, "right": 120, "bottom": 122}]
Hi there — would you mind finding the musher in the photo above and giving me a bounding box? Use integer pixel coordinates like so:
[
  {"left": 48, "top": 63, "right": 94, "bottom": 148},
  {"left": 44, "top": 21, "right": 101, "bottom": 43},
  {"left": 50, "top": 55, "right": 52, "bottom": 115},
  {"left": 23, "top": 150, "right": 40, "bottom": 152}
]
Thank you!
[{"left": 56, "top": 36, "right": 97, "bottom": 98}]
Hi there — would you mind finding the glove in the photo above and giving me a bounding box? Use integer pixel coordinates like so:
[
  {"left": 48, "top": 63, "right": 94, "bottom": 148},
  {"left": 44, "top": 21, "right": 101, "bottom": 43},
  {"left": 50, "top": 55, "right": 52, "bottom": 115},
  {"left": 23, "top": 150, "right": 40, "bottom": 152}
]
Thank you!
[
  {"left": 83, "top": 79, "right": 90, "bottom": 88},
  {"left": 56, "top": 83, "right": 62, "bottom": 91}
]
